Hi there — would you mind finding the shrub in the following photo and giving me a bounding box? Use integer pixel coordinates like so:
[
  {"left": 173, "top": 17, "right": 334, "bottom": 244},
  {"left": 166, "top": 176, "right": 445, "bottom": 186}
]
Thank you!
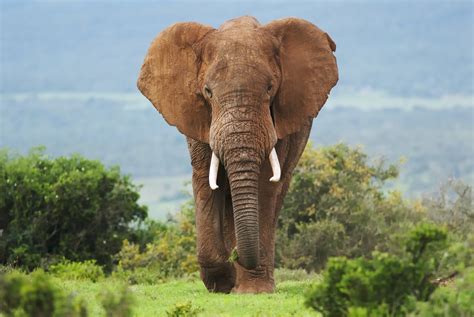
[
  {"left": 278, "top": 219, "right": 345, "bottom": 271},
  {"left": 0, "top": 269, "right": 88, "bottom": 317},
  {"left": 20, "top": 271, "right": 58, "bottom": 317},
  {"left": 413, "top": 267, "right": 474, "bottom": 317},
  {"left": 131, "top": 218, "right": 171, "bottom": 249},
  {"left": 99, "top": 285, "right": 135, "bottom": 317},
  {"left": 166, "top": 301, "right": 202, "bottom": 317},
  {"left": 0, "top": 147, "right": 147, "bottom": 270},
  {"left": 115, "top": 200, "right": 198, "bottom": 281},
  {"left": 438, "top": 233, "right": 474, "bottom": 276},
  {"left": 0, "top": 270, "right": 25, "bottom": 315},
  {"left": 305, "top": 224, "right": 448, "bottom": 317},
  {"left": 277, "top": 143, "right": 421, "bottom": 271},
  {"left": 111, "top": 266, "right": 164, "bottom": 285},
  {"left": 49, "top": 259, "right": 104, "bottom": 282}
]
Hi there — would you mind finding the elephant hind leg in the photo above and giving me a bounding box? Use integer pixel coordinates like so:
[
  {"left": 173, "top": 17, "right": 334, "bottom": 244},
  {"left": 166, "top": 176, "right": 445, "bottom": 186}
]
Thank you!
[{"left": 200, "top": 263, "right": 236, "bottom": 293}]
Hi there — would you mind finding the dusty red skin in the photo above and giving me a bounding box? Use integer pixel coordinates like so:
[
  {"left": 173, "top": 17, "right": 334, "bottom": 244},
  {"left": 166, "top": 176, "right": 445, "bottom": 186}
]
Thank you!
[{"left": 138, "top": 16, "right": 338, "bottom": 293}]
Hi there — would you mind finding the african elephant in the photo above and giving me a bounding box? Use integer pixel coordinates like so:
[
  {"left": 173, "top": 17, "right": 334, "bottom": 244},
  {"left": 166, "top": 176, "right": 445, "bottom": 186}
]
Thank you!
[{"left": 137, "top": 16, "right": 338, "bottom": 293}]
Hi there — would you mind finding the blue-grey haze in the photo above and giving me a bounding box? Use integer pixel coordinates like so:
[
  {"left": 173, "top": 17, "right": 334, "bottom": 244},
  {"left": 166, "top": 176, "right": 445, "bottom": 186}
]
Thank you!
[
  {"left": 0, "top": 1, "right": 473, "bottom": 216},
  {"left": 1, "top": 0, "right": 472, "bottom": 96}
]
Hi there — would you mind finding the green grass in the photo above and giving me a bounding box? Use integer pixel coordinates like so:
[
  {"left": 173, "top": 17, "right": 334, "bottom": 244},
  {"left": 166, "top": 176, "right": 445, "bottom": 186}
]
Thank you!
[{"left": 56, "top": 276, "right": 319, "bottom": 316}]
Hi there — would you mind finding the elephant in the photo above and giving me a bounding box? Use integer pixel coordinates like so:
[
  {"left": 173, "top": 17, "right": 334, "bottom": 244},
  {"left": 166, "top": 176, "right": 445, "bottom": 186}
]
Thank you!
[{"left": 137, "top": 16, "right": 338, "bottom": 293}]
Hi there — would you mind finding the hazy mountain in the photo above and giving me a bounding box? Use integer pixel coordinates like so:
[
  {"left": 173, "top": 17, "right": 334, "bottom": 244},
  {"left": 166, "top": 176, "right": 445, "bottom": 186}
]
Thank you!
[
  {"left": 1, "top": 0, "right": 472, "bottom": 97},
  {"left": 1, "top": 94, "right": 472, "bottom": 198},
  {"left": 1, "top": 1, "right": 473, "bottom": 216}
]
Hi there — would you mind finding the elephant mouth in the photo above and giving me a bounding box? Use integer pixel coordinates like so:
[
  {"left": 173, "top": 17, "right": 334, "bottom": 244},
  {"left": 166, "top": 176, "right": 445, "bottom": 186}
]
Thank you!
[{"left": 208, "top": 147, "right": 280, "bottom": 190}]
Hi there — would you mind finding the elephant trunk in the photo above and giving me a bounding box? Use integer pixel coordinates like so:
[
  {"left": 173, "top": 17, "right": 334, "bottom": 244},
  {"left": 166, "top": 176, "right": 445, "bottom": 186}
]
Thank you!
[
  {"left": 209, "top": 98, "right": 277, "bottom": 270},
  {"left": 226, "top": 150, "right": 261, "bottom": 269}
]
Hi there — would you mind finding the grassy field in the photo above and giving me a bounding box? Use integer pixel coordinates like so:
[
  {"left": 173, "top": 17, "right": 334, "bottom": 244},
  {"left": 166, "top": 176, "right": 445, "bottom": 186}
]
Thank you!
[{"left": 57, "top": 277, "right": 319, "bottom": 316}]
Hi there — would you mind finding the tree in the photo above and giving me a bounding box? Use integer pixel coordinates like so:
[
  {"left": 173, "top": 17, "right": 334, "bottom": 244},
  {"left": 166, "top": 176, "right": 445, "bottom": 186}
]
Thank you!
[
  {"left": 276, "top": 143, "right": 421, "bottom": 271},
  {"left": 0, "top": 147, "right": 147, "bottom": 270}
]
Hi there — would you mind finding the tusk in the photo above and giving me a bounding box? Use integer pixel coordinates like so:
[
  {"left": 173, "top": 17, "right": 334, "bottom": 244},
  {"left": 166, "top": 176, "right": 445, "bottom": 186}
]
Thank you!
[
  {"left": 209, "top": 152, "right": 219, "bottom": 190},
  {"left": 269, "top": 148, "right": 281, "bottom": 182}
]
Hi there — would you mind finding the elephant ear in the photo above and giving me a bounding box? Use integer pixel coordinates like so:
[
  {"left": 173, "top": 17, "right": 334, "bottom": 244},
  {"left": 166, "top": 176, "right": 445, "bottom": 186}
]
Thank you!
[
  {"left": 137, "top": 22, "right": 214, "bottom": 142},
  {"left": 262, "top": 18, "right": 338, "bottom": 139}
]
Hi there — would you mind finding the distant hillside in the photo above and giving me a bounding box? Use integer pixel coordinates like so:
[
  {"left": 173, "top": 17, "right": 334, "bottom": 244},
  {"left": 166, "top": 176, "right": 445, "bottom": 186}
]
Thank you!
[
  {"left": 1, "top": 94, "right": 472, "bottom": 197},
  {"left": 1, "top": 1, "right": 473, "bottom": 215},
  {"left": 1, "top": 1, "right": 472, "bottom": 97}
]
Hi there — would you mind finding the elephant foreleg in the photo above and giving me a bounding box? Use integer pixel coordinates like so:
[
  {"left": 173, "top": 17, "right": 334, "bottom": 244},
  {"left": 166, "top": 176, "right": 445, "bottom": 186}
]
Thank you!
[{"left": 187, "top": 138, "right": 236, "bottom": 293}]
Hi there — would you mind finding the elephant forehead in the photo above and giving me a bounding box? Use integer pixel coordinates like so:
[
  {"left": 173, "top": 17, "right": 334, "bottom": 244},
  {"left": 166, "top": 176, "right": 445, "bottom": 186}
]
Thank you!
[
  {"left": 202, "top": 31, "right": 279, "bottom": 84},
  {"left": 204, "top": 28, "right": 276, "bottom": 62},
  {"left": 206, "top": 58, "right": 273, "bottom": 87}
]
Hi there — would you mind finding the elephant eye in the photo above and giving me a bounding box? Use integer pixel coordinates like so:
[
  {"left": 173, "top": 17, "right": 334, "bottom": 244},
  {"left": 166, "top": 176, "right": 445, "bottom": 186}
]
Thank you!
[
  {"left": 204, "top": 85, "right": 213, "bottom": 98},
  {"left": 267, "top": 84, "right": 273, "bottom": 93}
]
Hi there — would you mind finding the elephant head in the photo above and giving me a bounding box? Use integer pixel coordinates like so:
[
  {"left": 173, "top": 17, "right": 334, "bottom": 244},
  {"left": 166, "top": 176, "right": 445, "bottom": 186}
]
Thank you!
[{"left": 138, "top": 16, "right": 338, "bottom": 269}]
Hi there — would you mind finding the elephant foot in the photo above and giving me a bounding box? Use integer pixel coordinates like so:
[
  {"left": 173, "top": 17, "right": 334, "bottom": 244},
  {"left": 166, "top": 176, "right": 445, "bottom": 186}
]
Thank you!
[
  {"left": 232, "top": 264, "right": 275, "bottom": 294},
  {"left": 200, "top": 264, "right": 236, "bottom": 293},
  {"left": 232, "top": 281, "right": 274, "bottom": 294}
]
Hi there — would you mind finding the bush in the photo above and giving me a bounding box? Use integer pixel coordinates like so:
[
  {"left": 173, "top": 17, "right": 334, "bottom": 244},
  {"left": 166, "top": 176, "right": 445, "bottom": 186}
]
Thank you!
[
  {"left": 115, "top": 200, "right": 198, "bottom": 282},
  {"left": 166, "top": 301, "right": 202, "bottom": 317},
  {"left": 0, "top": 147, "right": 147, "bottom": 270},
  {"left": 414, "top": 267, "right": 474, "bottom": 317},
  {"left": 278, "top": 219, "right": 345, "bottom": 271},
  {"left": 438, "top": 233, "right": 474, "bottom": 276},
  {"left": 277, "top": 143, "right": 421, "bottom": 271},
  {"left": 305, "top": 224, "right": 448, "bottom": 317},
  {"left": 0, "top": 269, "right": 88, "bottom": 317},
  {"left": 112, "top": 266, "right": 165, "bottom": 285},
  {"left": 0, "top": 270, "right": 25, "bottom": 315},
  {"left": 100, "top": 285, "right": 135, "bottom": 317},
  {"left": 49, "top": 259, "right": 104, "bottom": 282}
]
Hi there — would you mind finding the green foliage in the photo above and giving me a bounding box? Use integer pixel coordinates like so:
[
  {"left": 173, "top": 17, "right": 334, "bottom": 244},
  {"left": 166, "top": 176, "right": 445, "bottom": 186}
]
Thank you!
[
  {"left": 439, "top": 234, "right": 474, "bottom": 276},
  {"left": 228, "top": 248, "right": 239, "bottom": 263},
  {"left": 49, "top": 259, "right": 104, "bottom": 282},
  {"left": 305, "top": 224, "right": 449, "bottom": 316},
  {"left": 405, "top": 223, "right": 447, "bottom": 264},
  {"left": 413, "top": 267, "right": 474, "bottom": 317},
  {"left": 0, "top": 269, "right": 88, "bottom": 317},
  {"left": 166, "top": 301, "right": 202, "bottom": 317},
  {"left": 0, "top": 147, "right": 147, "bottom": 270},
  {"left": 131, "top": 218, "right": 171, "bottom": 249},
  {"left": 21, "top": 271, "right": 58, "bottom": 317},
  {"left": 112, "top": 266, "right": 164, "bottom": 285},
  {"left": 99, "top": 285, "right": 135, "bottom": 317},
  {"left": 0, "top": 271, "right": 25, "bottom": 315},
  {"left": 115, "top": 200, "right": 198, "bottom": 283},
  {"left": 277, "top": 142, "right": 421, "bottom": 271},
  {"left": 421, "top": 181, "right": 474, "bottom": 277}
]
